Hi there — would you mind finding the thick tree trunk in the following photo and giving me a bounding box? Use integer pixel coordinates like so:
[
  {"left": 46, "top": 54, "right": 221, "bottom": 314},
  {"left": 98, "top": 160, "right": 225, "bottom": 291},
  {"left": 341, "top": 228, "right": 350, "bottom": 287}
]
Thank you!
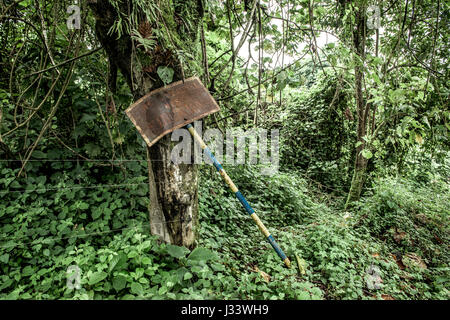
[
  {"left": 345, "top": 6, "right": 369, "bottom": 209},
  {"left": 149, "top": 136, "right": 198, "bottom": 246},
  {"left": 88, "top": 0, "right": 202, "bottom": 247}
]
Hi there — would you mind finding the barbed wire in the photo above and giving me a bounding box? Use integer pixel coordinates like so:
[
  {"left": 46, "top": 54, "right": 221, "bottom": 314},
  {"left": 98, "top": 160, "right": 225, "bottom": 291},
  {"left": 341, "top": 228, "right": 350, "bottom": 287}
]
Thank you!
[
  {"left": 0, "top": 159, "right": 147, "bottom": 162},
  {"left": 0, "top": 213, "right": 255, "bottom": 250},
  {"left": 0, "top": 158, "right": 349, "bottom": 251},
  {"left": 0, "top": 170, "right": 347, "bottom": 197},
  {"left": 0, "top": 182, "right": 148, "bottom": 195},
  {"left": 0, "top": 218, "right": 180, "bottom": 249}
]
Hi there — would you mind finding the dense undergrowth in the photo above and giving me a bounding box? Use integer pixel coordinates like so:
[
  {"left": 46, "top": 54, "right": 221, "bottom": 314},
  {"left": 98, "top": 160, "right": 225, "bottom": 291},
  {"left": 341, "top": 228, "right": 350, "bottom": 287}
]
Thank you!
[{"left": 1, "top": 161, "right": 448, "bottom": 300}]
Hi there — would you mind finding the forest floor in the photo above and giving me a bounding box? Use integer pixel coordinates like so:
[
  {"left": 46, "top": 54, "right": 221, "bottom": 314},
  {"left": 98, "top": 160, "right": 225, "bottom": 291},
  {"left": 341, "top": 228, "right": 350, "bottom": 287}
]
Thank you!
[{"left": 0, "top": 164, "right": 448, "bottom": 300}]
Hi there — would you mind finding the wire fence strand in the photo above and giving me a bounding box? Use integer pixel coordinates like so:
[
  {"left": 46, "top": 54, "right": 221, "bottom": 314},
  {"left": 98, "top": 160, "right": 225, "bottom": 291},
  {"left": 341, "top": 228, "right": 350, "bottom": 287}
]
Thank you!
[
  {"left": 0, "top": 218, "right": 186, "bottom": 249},
  {"left": 0, "top": 183, "right": 148, "bottom": 195}
]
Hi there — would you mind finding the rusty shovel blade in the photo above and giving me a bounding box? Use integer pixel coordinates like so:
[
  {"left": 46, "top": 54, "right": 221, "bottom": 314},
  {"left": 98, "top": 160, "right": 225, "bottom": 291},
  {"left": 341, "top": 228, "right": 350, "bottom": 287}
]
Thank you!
[{"left": 125, "top": 77, "right": 220, "bottom": 147}]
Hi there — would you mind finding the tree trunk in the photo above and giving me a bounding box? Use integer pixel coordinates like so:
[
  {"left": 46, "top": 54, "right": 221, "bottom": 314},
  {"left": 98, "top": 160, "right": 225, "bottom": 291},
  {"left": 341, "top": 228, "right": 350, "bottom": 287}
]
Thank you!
[
  {"left": 149, "top": 136, "right": 198, "bottom": 246},
  {"left": 345, "top": 5, "right": 369, "bottom": 209},
  {"left": 88, "top": 0, "right": 203, "bottom": 247}
]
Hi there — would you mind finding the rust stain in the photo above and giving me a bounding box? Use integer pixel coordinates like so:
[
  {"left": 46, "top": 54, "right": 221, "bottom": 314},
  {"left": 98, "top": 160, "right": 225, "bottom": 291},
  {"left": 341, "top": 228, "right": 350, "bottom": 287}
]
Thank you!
[{"left": 125, "top": 77, "right": 220, "bottom": 147}]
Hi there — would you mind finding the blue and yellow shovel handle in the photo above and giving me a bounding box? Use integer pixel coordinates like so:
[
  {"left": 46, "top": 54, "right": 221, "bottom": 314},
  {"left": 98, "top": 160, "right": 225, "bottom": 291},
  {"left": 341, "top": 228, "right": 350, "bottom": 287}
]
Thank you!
[{"left": 185, "top": 124, "right": 291, "bottom": 268}]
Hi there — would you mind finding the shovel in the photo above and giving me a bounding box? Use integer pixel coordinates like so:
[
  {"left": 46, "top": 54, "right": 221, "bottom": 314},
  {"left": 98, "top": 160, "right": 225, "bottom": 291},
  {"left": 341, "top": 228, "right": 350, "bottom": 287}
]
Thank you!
[{"left": 125, "top": 77, "right": 291, "bottom": 268}]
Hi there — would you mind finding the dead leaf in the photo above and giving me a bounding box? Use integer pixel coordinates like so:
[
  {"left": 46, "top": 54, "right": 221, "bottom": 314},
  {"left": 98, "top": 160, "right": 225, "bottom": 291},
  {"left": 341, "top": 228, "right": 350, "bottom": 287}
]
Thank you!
[
  {"left": 106, "top": 99, "right": 117, "bottom": 115},
  {"left": 402, "top": 253, "right": 427, "bottom": 270},
  {"left": 137, "top": 21, "right": 152, "bottom": 39},
  {"left": 434, "top": 234, "right": 443, "bottom": 244},
  {"left": 295, "top": 253, "right": 307, "bottom": 276},
  {"left": 393, "top": 229, "right": 407, "bottom": 243},
  {"left": 415, "top": 134, "right": 423, "bottom": 145},
  {"left": 252, "top": 266, "right": 271, "bottom": 283},
  {"left": 415, "top": 214, "right": 430, "bottom": 224},
  {"left": 391, "top": 253, "right": 406, "bottom": 270},
  {"left": 381, "top": 294, "right": 395, "bottom": 300}
]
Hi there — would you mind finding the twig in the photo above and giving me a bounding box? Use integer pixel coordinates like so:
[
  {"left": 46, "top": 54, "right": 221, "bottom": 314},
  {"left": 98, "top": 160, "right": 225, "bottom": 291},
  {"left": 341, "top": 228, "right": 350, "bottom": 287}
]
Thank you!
[
  {"left": 17, "top": 42, "right": 81, "bottom": 177},
  {"left": 26, "top": 47, "right": 102, "bottom": 77}
]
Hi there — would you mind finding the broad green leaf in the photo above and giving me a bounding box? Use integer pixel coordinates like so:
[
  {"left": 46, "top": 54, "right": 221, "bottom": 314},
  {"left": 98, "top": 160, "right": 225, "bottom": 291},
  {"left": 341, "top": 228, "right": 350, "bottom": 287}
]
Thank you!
[
  {"left": 80, "top": 113, "right": 97, "bottom": 122},
  {"left": 361, "top": 149, "right": 373, "bottom": 159},
  {"left": 10, "top": 181, "right": 20, "bottom": 188},
  {"left": 112, "top": 275, "right": 127, "bottom": 291},
  {"left": 22, "top": 266, "right": 35, "bottom": 276},
  {"left": 92, "top": 208, "right": 102, "bottom": 220},
  {"left": 417, "top": 91, "right": 424, "bottom": 101},
  {"left": 109, "top": 253, "right": 127, "bottom": 272},
  {"left": 88, "top": 271, "right": 108, "bottom": 285},
  {"left": 85, "top": 143, "right": 101, "bottom": 157},
  {"left": 0, "top": 254, "right": 10, "bottom": 263},
  {"left": 130, "top": 282, "right": 143, "bottom": 295},
  {"left": 31, "top": 150, "right": 47, "bottom": 159},
  {"left": 187, "top": 247, "right": 217, "bottom": 262},
  {"left": 78, "top": 202, "right": 89, "bottom": 210},
  {"left": 157, "top": 66, "right": 174, "bottom": 84},
  {"left": 167, "top": 244, "right": 189, "bottom": 259}
]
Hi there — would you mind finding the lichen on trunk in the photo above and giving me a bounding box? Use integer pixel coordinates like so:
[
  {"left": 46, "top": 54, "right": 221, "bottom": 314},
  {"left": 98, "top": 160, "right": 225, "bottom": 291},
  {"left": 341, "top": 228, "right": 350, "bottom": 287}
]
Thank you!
[{"left": 345, "top": 166, "right": 366, "bottom": 209}]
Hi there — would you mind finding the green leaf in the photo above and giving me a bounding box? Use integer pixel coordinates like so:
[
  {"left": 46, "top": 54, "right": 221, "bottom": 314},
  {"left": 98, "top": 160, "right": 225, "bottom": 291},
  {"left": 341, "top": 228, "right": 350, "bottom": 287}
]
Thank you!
[
  {"left": 31, "top": 150, "right": 47, "bottom": 159},
  {"left": 88, "top": 271, "right": 108, "bottom": 285},
  {"left": 36, "top": 176, "right": 47, "bottom": 185},
  {"left": 22, "top": 266, "right": 35, "bottom": 276},
  {"left": 10, "top": 181, "right": 20, "bottom": 188},
  {"left": 187, "top": 247, "right": 217, "bottom": 262},
  {"left": 0, "top": 278, "right": 13, "bottom": 291},
  {"left": 157, "top": 66, "right": 174, "bottom": 84},
  {"left": 0, "top": 254, "right": 10, "bottom": 264},
  {"left": 167, "top": 244, "right": 190, "bottom": 259},
  {"left": 297, "top": 291, "right": 311, "bottom": 300},
  {"left": 78, "top": 202, "right": 89, "bottom": 210},
  {"left": 80, "top": 113, "right": 97, "bottom": 122},
  {"left": 112, "top": 275, "right": 127, "bottom": 291},
  {"left": 92, "top": 208, "right": 102, "bottom": 220},
  {"left": 417, "top": 91, "right": 425, "bottom": 101},
  {"left": 423, "top": 116, "right": 431, "bottom": 129},
  {"left": 109, "top": 253, "right": 127, "bottom": 272},
  {"left": 361, "top": 149, "right": 373, "bottom": 160},
  {"left": 85, "top": 143, "right": 101, "bottom": 157},
  {"left": 130, "top": 282, "right": 143, "bottom": 295}
]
